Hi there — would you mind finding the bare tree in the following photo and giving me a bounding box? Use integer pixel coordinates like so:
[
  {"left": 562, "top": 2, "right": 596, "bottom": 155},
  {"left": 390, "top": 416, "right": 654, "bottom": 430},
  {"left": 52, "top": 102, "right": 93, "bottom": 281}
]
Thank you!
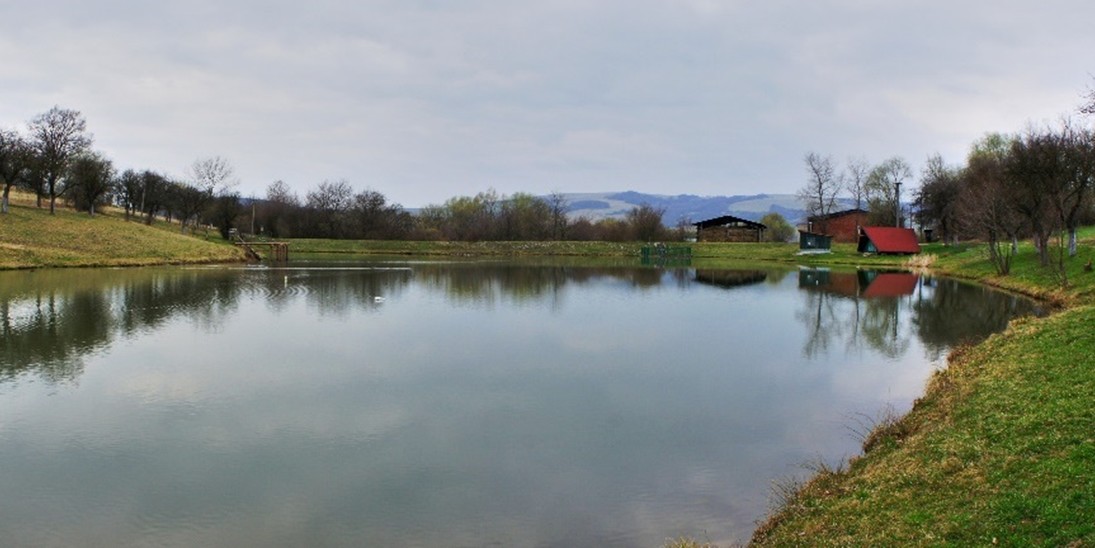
[
  {"left": 798, "top": 152, "right": 842, "bottom": 219},
  {"left": 188, "top": 156, "right": 237, "bottom": 195},
  {"left": 865, "top": 157, "right": 912, "bottom": 226},
  {"left": 673, "top": 215, "right": 694, "bottom": 242},
  {"left": 959, "top": 133, "right": 1022, "bottom": 274},
  {"left": 115, "top": 169, "right": 142, "bottom": 220},
  {"left": 349, "top": 189, "right": 413, "bottom": 240},
  {"left": 1005, "top": 126, "right": 1062, "bottom": 266},
  {"left": 547, "top": 191, "right": 570, "bottom": 240},
  {"left": 169, "top": 180, "right": 210, "bottom": 232},
  {"left": 207, "top": 191, "right": 243, "bottom": 239},
  {"left": 259, "top": 180, "right": 300, "bottom": 237},
  {"left": 266, "top": 180, "right": 298, "bottom": 205},
  {"left": 914, "top": 154, "right": 962, "bottom": 244},
  {"left": 0, "top": 128, "right": 32, "bottom": 214},
  {"left": 28, "top": 106, "right": 93, "bottom": 214},
  {"left": 1055, "top": 119, "right": 1095, "bottom": 257},
  {"left": 66, "top": 152, "right": 115, "bottom": 215},
  {"left": 139, "top": 170, "right": 169, "bottom": 225},
  {"left": 174, "top": 156, "right": 238, "bottom": 232},
  {"left": 498, "top": 192, "right": 552, "bottom": 241},
  {"left": 627, "top": 203, "right": 668, "bottom": 241},
  {"left": 845, "top": 156, "right": 869, "bottom": 210},
  {"left": 1081, "top": 78, "right": 1095, "bottom": 116},
  {"left": 305, "top": 179, "right": 354, "bottom": 238}
]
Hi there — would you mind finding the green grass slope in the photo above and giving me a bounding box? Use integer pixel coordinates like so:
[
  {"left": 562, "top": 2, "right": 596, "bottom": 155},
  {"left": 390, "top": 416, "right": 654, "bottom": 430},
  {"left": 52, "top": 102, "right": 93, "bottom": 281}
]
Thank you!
[
  {"left": 0, "top": 204, "right": 245, "bottom": 269},
  {"left": 751, "top": 229, "right": 1095, "bottom": 547}
]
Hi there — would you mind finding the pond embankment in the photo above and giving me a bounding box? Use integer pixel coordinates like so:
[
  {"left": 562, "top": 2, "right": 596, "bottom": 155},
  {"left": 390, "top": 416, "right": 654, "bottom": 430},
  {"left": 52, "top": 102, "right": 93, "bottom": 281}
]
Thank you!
[
  {"left": 750, "top": 232, "right": 1095, "bottom": 546},
  {"left": 0, "top": 203, "right": 244, "bottom": 269},
  {"left": 269, "top": 235, "right": 1095, "bottom": 545},
  {"left": 5, "top": 204, "right": 1095, "bottom": 545}
]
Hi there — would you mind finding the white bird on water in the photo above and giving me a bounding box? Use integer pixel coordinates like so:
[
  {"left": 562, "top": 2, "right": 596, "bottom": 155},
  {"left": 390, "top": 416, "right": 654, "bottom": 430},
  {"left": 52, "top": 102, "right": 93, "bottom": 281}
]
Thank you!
[{"left": 374, "top": 296, "right": 386, "bottom": 303}]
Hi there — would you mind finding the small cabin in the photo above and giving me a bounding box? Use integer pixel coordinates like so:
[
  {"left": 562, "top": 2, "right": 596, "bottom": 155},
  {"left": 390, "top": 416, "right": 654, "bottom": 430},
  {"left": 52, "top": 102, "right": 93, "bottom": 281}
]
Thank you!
[
  {"left": 798, "top": 230, "right": 832, "bottom": 253},
  {"left": 857, "top": 227, "right": 921, "bottom": 255},
  {"left": 693, "top": 215, "right": 766, "bottom": 243}
]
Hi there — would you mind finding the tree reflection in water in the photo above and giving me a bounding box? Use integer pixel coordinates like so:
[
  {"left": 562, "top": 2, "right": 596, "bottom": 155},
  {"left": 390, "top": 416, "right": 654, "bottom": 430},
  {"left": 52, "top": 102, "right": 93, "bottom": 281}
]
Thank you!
[
  {"left": 0, "top": 263, "right": 1039, "bottom": 386},
  {"left": 796, "top": 268, "right": 1039, "bottom": 361}
]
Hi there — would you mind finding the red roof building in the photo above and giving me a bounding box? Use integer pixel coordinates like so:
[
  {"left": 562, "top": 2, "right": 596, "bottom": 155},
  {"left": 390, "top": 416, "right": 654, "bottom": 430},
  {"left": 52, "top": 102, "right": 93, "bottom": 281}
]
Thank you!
[
  {"left": 857, "top": 227, "right": 921, "bottom": 255},
  {"left": 862, "top": 272, "right": 919, "bottom": 297}
]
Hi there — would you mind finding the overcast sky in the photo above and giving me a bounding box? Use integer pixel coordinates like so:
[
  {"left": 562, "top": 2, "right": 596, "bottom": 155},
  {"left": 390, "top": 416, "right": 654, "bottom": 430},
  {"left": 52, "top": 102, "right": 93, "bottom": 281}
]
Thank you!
[{"left": 2, "top": 1, "right": 1093, "bottom": 207}]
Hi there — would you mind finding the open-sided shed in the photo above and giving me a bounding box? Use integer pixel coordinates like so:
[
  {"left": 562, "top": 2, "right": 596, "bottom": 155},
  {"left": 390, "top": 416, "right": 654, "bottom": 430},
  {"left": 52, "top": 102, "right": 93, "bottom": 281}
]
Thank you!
[
  {"left": 693, "top": 215, "right": 766, "bottom": 243},
  {"left": 857, "top": 227, "right": 921, "bottom": 255}
]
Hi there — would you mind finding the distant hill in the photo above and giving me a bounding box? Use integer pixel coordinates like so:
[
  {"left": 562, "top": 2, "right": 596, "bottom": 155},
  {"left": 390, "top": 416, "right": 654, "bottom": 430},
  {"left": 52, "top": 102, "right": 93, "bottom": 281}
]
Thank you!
[{"left": 558, "top": 191, "right": 853, "bottom": 225}]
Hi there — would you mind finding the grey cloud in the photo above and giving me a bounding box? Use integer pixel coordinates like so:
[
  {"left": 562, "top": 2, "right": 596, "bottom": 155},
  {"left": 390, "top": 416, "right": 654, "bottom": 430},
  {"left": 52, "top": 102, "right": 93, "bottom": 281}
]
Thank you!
[{"left": 2, "top": 1, "right": 1093, "bottom": 205}]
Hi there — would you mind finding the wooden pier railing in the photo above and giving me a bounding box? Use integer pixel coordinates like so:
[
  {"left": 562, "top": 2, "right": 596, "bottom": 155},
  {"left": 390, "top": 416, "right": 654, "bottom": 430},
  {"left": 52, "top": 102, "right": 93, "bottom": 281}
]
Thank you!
[{"left": 234, "top": 241, "right": 290, "bottom": 261}]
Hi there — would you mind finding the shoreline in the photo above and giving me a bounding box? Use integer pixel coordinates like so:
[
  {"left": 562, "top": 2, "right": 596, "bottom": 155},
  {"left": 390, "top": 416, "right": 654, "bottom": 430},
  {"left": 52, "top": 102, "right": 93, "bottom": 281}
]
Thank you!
[
  {"left": 747, "top": 237, "right": 1094, "bottom": 545},
  {"left": 5, "top": 205, "right": 1093, "bottom": 544}
]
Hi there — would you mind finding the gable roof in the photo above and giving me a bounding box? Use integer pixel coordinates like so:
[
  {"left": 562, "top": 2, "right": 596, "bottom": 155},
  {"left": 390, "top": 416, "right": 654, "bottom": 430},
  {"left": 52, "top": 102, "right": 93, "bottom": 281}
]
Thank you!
[
  {"left": 863, "top": 272, "right": 919, "bottom": 297},
  {"left": 692, "top": 215, "right": 766, "bottom": 230},
  {"left": 858, "top": 227, "right": 921, "bottom": 254},
  {"left": 808, "top": 208, "right": 868, "bottom": 222}
]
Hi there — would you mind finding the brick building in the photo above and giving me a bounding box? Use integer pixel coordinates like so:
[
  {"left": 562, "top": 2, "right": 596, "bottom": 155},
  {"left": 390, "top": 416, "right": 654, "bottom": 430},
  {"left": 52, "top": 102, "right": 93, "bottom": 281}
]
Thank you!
[{"left": 807, "top": 208, "right": 869, "bottom": 243}]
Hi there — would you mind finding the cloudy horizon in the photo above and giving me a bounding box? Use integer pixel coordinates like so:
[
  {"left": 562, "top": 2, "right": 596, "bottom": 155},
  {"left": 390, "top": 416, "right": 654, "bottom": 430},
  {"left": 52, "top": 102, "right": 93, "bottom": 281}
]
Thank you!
[{"left": 2, "top": 1, "right": 1093, "bottom": 207}]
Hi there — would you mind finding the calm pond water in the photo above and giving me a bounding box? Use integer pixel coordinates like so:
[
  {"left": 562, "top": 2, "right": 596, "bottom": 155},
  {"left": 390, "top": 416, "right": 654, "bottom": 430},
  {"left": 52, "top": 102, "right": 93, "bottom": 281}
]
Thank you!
[{"left": 0, "top": 258, "right": 1039, "bottom": 547}]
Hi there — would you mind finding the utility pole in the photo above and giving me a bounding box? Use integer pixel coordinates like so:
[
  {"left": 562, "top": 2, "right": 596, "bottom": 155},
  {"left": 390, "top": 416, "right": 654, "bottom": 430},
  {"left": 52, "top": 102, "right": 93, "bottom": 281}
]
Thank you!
[{"left": 894, "top": 181, "right": 902, "bottom": 228}]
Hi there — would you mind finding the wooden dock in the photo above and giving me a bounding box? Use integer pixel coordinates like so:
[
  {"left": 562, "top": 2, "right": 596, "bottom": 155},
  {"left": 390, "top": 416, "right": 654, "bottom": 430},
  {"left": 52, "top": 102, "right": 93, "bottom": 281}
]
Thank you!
[{"left": 235, "top": 241, "right": 290, "bottom": 261}]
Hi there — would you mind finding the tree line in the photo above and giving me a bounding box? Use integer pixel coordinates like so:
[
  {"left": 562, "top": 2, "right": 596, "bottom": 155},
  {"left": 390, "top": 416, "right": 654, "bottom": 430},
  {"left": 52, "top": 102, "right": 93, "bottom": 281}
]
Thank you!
[
  {"left": 800, "top": 115, "right": 1095, "bottom": 277},
  {"left": 8, "top": 101, "right": 1093, "bottom": 257},
  {"left": 1, "top": 106, "right": 681, "bottom": 242},
  {"left": 253, "top": 183, "right": 677, "bottom": 242},
  {"left": 0, "top": 106, "right": 243, "bottom": 237},
  {"left": 917, "top": 121, "right": 1094, "bottom": 276}
]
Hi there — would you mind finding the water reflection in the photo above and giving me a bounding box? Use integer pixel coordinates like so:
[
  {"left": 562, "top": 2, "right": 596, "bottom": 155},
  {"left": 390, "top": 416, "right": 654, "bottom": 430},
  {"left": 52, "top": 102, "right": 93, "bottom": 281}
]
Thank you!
[
  {"left": 0, "top": 262, "right": 1040, "bottom": 546},
  {"left": 795, "top": 268, "right": 1040, "bottom": 361},
  {"left": 694, "top": 269, "right": 768, "bottom": 289},
  {"left": 1, "top": 269, "right": 242, "bottom": 383},
  {"left": 1, "top": 264, "right": 1040, "bottom": 386}
]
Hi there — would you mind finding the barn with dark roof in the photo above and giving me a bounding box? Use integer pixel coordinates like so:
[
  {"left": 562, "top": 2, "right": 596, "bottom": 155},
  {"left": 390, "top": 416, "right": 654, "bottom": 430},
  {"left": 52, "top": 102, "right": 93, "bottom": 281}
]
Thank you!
[{"left": 693, "top": 215, "right": 766, "bottom": 243}]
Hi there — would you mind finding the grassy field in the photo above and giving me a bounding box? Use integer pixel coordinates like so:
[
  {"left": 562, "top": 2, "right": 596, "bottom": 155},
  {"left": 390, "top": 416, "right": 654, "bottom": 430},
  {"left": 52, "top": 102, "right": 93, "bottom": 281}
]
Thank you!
[
  {"left": 287, "top": 236, "right": 932, "bottom": 269},
  {"left": 286, "top": 237, "right": 646, "bottom": 257},
  {"left": 0, "top": 201, "right": 244, "bottom": 269},
  {"left": 925, "top": 227, "right": 1095, "bottom": 305},
  {"left": 748, "top": 229, "right": 1095, "bottom": 547}
]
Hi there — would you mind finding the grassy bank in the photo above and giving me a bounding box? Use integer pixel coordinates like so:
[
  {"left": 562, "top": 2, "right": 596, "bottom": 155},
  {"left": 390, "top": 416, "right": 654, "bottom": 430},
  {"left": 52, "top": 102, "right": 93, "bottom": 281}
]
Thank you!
[
  {"left": 7, "top": 200, "right": 1095, "bottom": 545},
  {"left": 288, "top": 236, "right": 928, "bottom": 268},
  {"left": 288, "top": 238, "right": 648, "bottom": 257},
  {"left": 0, "top": 202, "right": 245, "bottom": 269},
  {"left": 926, "top": 228, "right": 1095, "bottom": 305},
  {"left": 751, "top": 304, "right": 1095, "bottom": 546},
  {"left": 749, "top": 230, "right": 1095, "bottom": 547}
]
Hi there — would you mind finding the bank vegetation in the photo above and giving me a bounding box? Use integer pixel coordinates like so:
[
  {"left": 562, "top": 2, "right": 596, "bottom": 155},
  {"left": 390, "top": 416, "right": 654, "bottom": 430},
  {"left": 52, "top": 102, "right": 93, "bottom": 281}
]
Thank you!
[
  {"left": 0, "top": 193, "right": 243, "bottom": 269},
  {"left": 745, "top": 228, "right": 1095, "bottom": 547}
]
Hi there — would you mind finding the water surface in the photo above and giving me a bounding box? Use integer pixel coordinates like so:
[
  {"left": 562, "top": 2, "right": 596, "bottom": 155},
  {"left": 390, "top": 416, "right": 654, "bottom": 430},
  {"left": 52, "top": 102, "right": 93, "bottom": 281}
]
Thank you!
[{"left": 0, "top": 260, "right": 1038, "bottom": 546}]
